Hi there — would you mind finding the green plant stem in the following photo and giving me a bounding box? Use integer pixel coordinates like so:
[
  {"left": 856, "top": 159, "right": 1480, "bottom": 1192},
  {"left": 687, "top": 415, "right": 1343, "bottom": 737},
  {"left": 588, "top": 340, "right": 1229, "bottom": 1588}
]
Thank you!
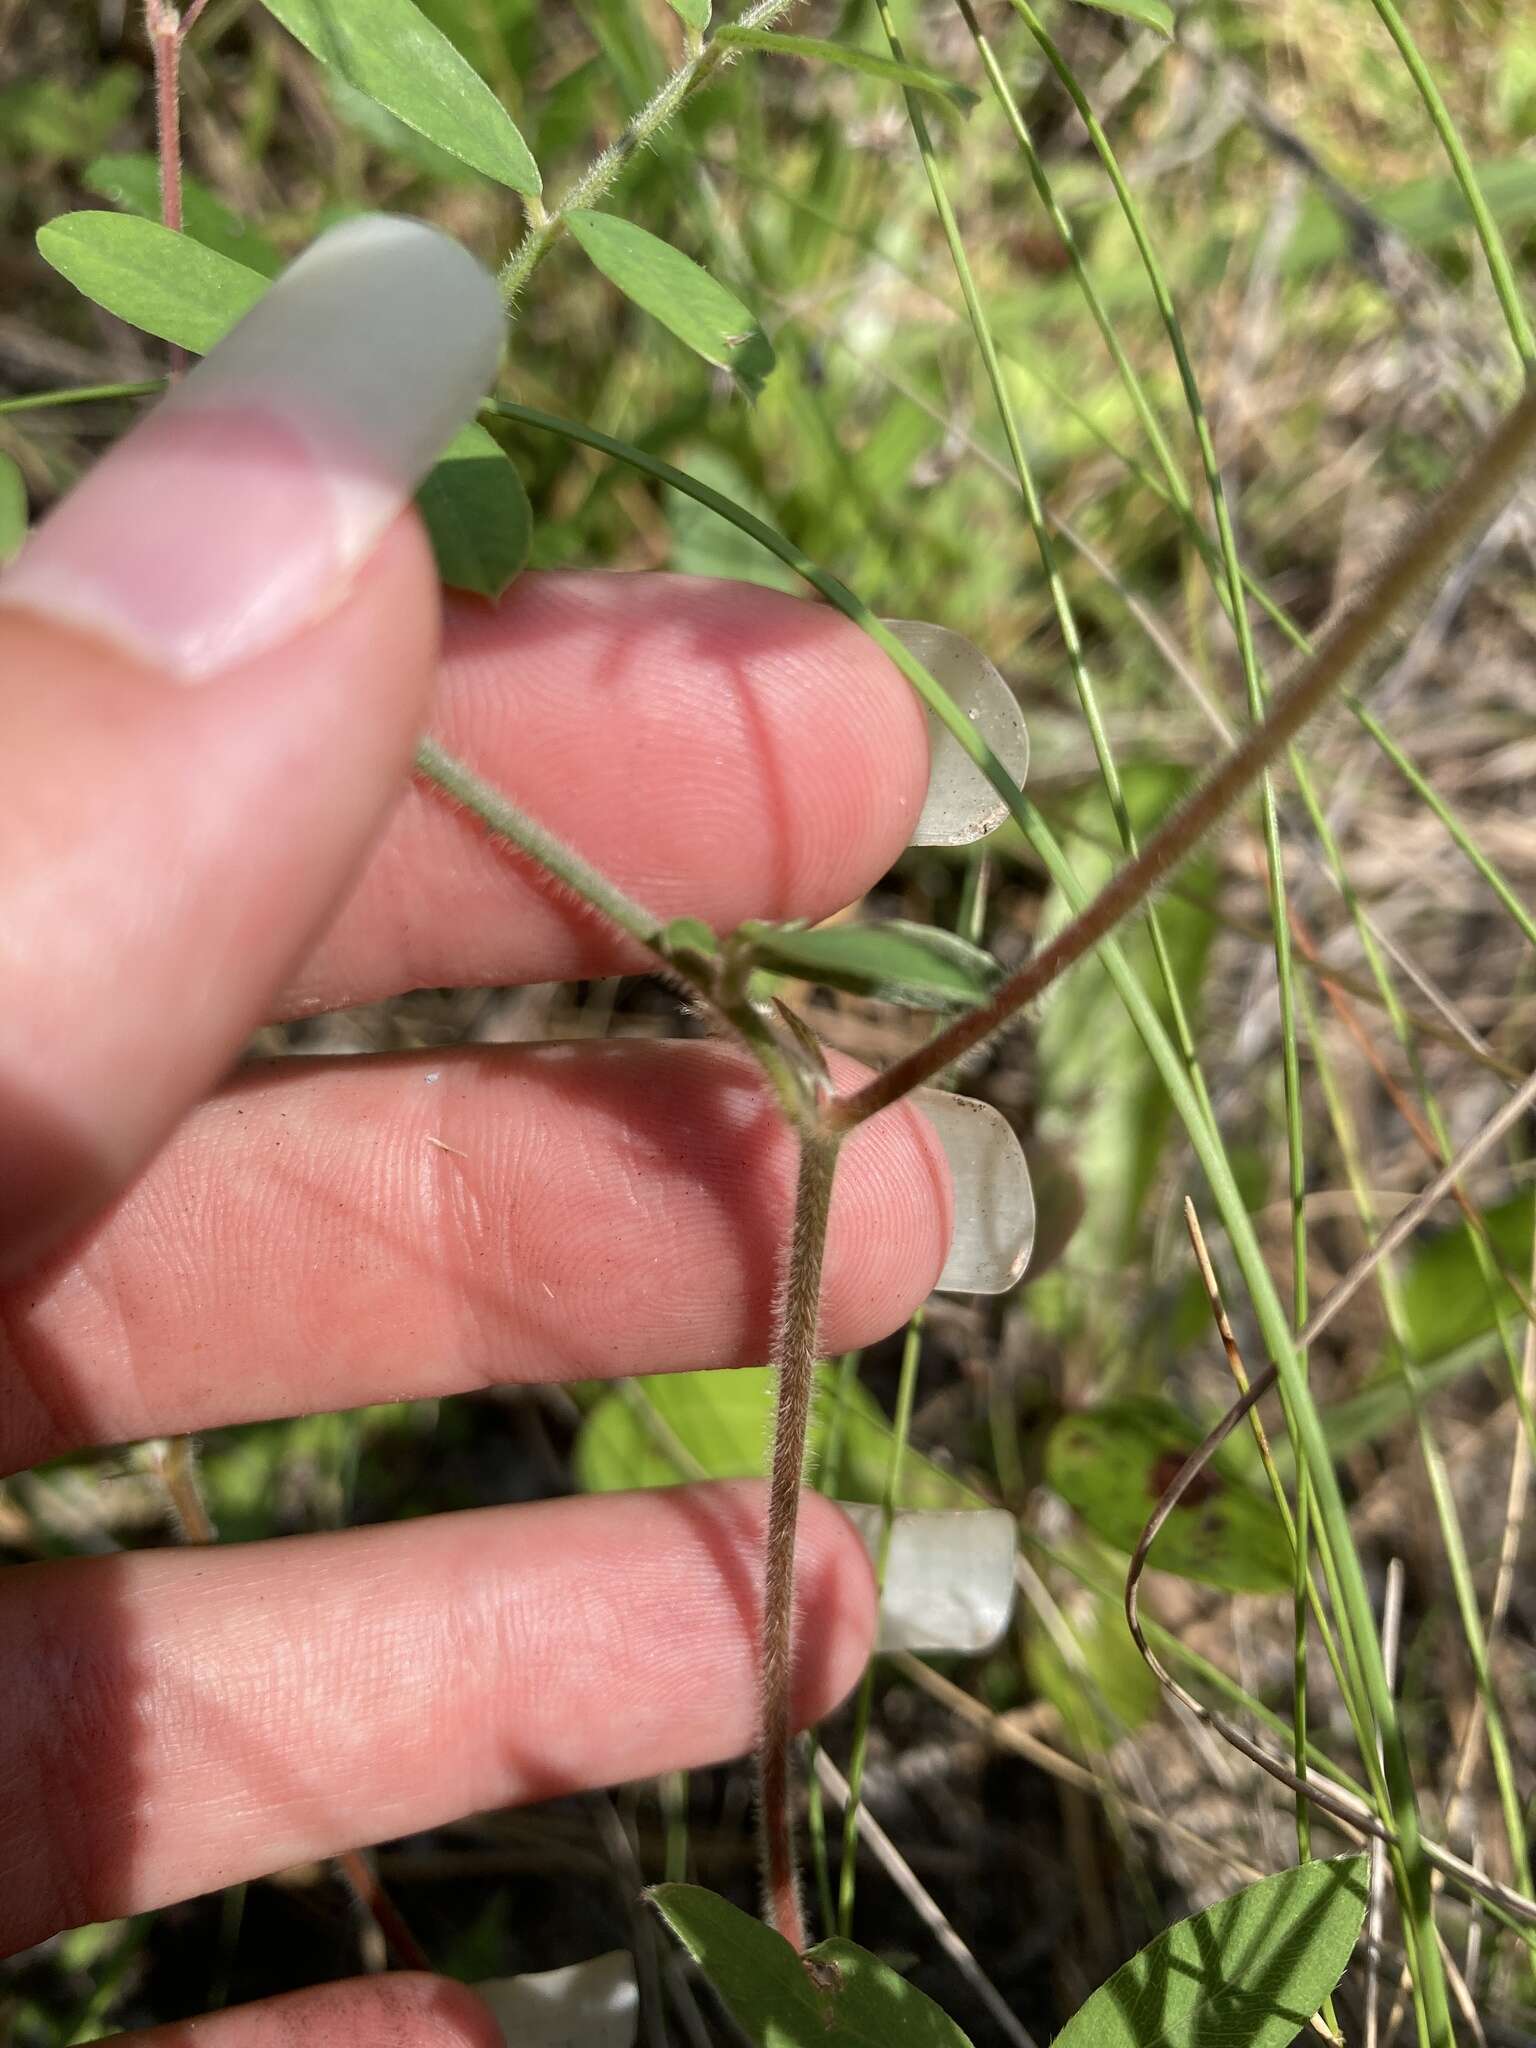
[
  {"left": 885, "top": 0, "right": 1217, "bottom": 1144},
  {"left": 829, "top": 378, "right": 1536, "bottom": 1135},
  {"left": 1364, "top": 0, "right": 1536, "bottom": 368},
  {"left": 1299, "top": 979, "right": 1535, "bottom": 1920},
  {"left": 0, "top": 379, "right": 165, "bottom": 415},
  {"left": 496, "top": 0, "right": 796, "bottom": 303},
  {"left": 1344, "top": 697, "right": 1536, "bottom": 953},
  {"left": 415, "top": 734, "right": 816, "bottom": 1127},
  {"left": 1003, "top": 0, "right": 1265, "bottom": 704},
  {"left": 945, "top": 4, "right": 1336, "bottom": 1901},
  {"left": 757, "top": 1127, "right": 841, "bottom": 1952},
  {"left": 986, "top": 5, "right": 1316, "bottom": 1519},
  {"left": 1288, "top": 769, "right": 1536, "bottom": 1459},
  {"left": 661, "top": 1771, "right": 690, "bottom": 1886},
  {"left": 815, "top": 1352, "right": 861, "bottom": 1499},
  {"left": 804, "top": 1744, "right": 835, "bottom": 1942},
  {"left": 479, "top": 398, "right": 1021, "bottom": 783},
  {"left": 1182, "top": 1209, "right": 1384, "bottom": 1817},
  {"left": 712, "top": 155, "right": 1536, "bottom": 953},
  {"left": 413, "top": 734, "right": 670, "bottom": 956},
  {"left": 836, "top": 1308, "right": 922, "bottom": 1939}
]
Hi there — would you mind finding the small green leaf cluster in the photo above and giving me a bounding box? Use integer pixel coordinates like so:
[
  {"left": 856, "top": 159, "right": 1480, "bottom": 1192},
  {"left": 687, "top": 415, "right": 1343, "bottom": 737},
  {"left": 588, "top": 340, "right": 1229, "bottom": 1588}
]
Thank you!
[{"left": 653, "top": 913, "right": 1004, "bottom": 1015}]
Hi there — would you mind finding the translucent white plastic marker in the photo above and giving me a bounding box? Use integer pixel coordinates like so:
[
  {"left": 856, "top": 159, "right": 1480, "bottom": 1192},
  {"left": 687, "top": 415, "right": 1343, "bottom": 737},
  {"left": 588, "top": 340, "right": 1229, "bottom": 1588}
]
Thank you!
[
  {"left": 840, "top": 1504, "right": 1017, "bottom": 1653},
  {"left": 920, "top": 1091, "right": 1035, "bottom": 1293},
  {"left": 475, "top": 1952, "right": 638, "bottom": 2048},
  {"left": 883, "top": 618, "right": 1030, "bottom": 847}
]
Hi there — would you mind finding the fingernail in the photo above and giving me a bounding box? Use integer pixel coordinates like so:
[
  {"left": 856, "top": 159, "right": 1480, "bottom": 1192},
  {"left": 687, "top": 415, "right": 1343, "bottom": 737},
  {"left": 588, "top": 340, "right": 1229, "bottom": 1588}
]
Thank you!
[
  {"left": 474, "top": 1954, "right": 638, "bottom": 2048},
  {"left": 0, "top": 214, "right": 501, "bottom": 681},
  {"left": 919, "top": 1090, "right": 1034, "bottom": 1293},
  {"left": 839, "top": 1504, "right": 1016, "bottom": 1653},
  {"left": 882, "top": 619, "right": 1030, "bottom": 846}
]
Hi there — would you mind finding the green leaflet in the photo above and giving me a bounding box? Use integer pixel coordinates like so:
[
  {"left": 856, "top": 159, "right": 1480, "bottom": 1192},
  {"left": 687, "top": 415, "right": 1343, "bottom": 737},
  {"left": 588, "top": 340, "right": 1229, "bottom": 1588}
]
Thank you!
[
  {"left": 739, "top": 917, "right": 1003, "bottom": 1011},
  {"left": 82, "top": 153, "right": 283, "bottom": 275},
  {"left": 1045, "top": 1397, "right": 1293, "bottom": 1593},
  {"left": 1054, "top": 1860, "right": 1369, "bottom": 2048},
  {"left": 36, "top": 212, "right": 268, "bottom": 354},
  {"left": 414, "top": 422, "right": 531, "bottom": 600},
  {"left": 649, "top": 1885, "right": 976, "bottom": 2048},
  {"left": 567, "top": 210, "right": 775, "bottom": 398},
  {"left": 261, "top": 0, "right": 540, "bottom": 195},
  {"left": 574, "top": 1366, "right": 980, "bottom": 1510},
  {"left": 1397, "top": 1185, "right": 1533, "bottom": 1363},
  {"left": 715, "top": 28, "right": 978, "bottom": 111},
  {"left": 1024, "top": 1578, "right": 1161, "bottom": 1750}
]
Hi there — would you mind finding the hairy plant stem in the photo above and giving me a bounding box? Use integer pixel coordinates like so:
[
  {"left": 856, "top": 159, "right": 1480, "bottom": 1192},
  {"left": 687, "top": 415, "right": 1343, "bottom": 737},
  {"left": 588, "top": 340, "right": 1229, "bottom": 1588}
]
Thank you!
[
  {"left": 414, "top": 736, "right": 668, "bottom": 956},
  {"left": 143, "top": 0, "right": 190, "bottom": 375},
  {"left": 413, "top": 736, "right": 812, "bottom": 1123},
  {"left": 757, "top": 1126, "right": 841, "bottom": 1952},
  {"left": 145, "top": 1, "right": 185, "bottom": 237},
  {"left": 496, "top": 0, "right": 796, "bottom": 304},
  {"left": 828, "top": 377, "right": 1536, "bottom": 1134}
]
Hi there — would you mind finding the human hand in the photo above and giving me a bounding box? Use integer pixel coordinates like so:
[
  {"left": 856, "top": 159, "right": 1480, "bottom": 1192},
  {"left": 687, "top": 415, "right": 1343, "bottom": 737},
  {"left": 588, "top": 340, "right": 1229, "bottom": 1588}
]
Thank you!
[{"left": 0, "top": 219, "right": 958, "bottom": 2040}]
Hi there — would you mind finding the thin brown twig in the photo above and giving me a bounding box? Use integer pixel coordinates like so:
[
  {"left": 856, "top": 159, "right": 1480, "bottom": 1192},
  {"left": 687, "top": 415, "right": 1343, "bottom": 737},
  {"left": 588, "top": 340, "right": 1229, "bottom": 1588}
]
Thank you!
[
  {"left": 830, "top": 382, "right": 1536, "bottom": 1132},
  {"left": 335, "top": 1848, "right": 431, "bottom": 1973},
  {"left": 144, "top": 4, "right": 186, "bottom": 365}
]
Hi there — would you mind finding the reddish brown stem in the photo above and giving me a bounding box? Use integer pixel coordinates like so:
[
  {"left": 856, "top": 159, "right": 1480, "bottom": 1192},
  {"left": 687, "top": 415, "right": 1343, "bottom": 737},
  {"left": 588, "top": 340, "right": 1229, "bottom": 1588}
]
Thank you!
[
  {"left": 756, "top": 1129, "right": 840, "bottom": 1951},
  {"left": 145, "top": 2, "right": 185, "bottom": 235},
  {"left": 336, "top": 1848, "right": 432, "bottom": 1971},
  {"left": 144, "top": 0, "right": 186, "bottom": 373},
  {"left": 828, "top": 379, "right": 1536, "bottom": 1133}
]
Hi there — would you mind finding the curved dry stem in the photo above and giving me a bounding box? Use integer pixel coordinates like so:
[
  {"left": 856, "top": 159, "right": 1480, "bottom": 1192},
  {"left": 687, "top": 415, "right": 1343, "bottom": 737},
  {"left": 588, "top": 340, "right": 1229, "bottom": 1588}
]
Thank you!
[{"left": 757, "top": 1127, "right": 841, "bottom": 1951}]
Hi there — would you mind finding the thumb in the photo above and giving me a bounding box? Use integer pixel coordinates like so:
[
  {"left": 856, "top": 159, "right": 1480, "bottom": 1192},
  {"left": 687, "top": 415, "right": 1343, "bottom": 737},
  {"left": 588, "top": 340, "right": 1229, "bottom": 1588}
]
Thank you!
[{"left": 0, "top": 215, "right": 501, "bottom": 1279}]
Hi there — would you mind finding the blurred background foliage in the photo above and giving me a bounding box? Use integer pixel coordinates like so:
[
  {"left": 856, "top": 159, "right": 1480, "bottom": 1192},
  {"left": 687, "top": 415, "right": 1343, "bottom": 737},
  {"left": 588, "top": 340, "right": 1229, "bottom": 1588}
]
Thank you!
[{"left": 2, "top": 0, "right": 1534, "bottom": 2041}]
